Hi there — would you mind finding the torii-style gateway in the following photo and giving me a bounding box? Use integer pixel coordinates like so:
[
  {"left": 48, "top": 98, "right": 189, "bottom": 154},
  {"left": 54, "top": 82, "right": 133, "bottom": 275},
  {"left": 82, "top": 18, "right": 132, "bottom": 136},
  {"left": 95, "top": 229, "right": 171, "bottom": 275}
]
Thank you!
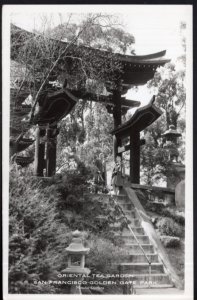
[
  {"left": 10, "top": 25, "right": 170, "bottom": 180},
  {"left": 111, "top": 96, "right": 162, "bottom": 183}
]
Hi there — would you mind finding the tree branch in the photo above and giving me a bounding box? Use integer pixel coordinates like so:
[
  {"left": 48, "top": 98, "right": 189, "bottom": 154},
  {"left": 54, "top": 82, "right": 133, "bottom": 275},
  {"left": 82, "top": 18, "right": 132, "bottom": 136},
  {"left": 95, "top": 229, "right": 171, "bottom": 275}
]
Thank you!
[{"left": 29, "top": 15, "right": 101, "bottom": 123}]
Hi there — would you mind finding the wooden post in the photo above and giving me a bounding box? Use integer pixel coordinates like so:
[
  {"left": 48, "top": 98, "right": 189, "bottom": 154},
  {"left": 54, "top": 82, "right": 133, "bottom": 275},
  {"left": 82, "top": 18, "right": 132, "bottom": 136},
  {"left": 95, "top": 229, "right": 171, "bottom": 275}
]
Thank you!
[
  {"left": 130, "top": 131, "right": 140, "bottom": 184},
  {"left": 112, "top": 89, "right": 122, "bottom": 160},
  {"left": 34, "top": 126, "right": 46, "bottom": 176},
  {"left": 46, "top": 126, "right": 57, "bottom": 177}
]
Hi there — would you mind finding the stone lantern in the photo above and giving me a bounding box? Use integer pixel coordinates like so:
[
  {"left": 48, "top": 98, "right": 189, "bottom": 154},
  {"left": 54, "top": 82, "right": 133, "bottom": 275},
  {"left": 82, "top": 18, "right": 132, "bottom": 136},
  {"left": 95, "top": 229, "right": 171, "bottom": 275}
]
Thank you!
[
  {"left": 162, "top": 125, "right": 182, "bottom": 163},
  {"left": 62, "top": 230, "right": 90, "bottom": 294},
  {"left": 162, "top": 125, "right": 185, "bottom": 209}
]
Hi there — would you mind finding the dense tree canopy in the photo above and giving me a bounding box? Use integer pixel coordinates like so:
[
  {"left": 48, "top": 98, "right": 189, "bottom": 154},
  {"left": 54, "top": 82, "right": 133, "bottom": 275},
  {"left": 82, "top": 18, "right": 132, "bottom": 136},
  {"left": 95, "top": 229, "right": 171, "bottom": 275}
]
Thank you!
[{"left": 140, "top": 23, "right": 186, "bottom": 185}]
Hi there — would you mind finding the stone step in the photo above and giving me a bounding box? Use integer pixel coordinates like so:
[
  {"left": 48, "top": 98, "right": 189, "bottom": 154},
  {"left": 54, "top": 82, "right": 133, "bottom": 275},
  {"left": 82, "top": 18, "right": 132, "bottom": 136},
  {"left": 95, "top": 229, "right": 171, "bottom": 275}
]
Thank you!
[
  {"left": 122, "top": 209, "right": 137, "bottom": 218},
  {"left": 101, "top": 274, "right": 172, "bottom": 286},
  {"left": 135, "top": 287, "right": 183, "bottom": 294},
  {"left": 127, "top": 218, "right": 141, "bottom": 227},
  {"left": 119, "top": 262, "right": 164, "bottom": 274},
  {"left": 132, "top": 274, "right": 172, "bottom": 286},
  {"left": 135, "top": 284, "right": 174, "bottom": 290},
  {"left": 119, "top": 202, "right": 134, "bottom": 210},
  {"left": 115, "top": 234, "right": 150, "bottom": 244},
  {"left": 125, "top": 244, "right": 155, "bottom": 254},
  {"left": 114, "top": 195, "right": 128, "bottom": 201},
  {"left": 117, "top": 197, "right": 130, "bottom": 203},
  {"left": 128, "top": 254, "right": 159, "bottom": 263},
  {"left": 122, "top": 227, "right": 145, "bottom": 235},
  {"left": 110, "top": 225, "right": 144, "bottom": 235}
]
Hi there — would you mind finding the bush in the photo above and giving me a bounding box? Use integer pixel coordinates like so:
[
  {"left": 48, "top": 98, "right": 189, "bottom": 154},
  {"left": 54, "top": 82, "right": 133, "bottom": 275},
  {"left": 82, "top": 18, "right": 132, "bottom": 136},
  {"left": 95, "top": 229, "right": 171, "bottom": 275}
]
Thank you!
[
  {"left": 9, "top": 165, "right": 70, "bottom": 293},
  {"left": 8, "top": 164, "right": 129, "bottom": 293},
  {"left": 160, "top": 235, "right": 181, "bottom": 248},
  {"left": 156, "top": 217, "right": 184, "bottom": 237},
  {"left": 86, "top": 235, "right": 129, "bottom": 274},
  {"left": 162, "top": 208, "right": 185, "bottom": 225}
]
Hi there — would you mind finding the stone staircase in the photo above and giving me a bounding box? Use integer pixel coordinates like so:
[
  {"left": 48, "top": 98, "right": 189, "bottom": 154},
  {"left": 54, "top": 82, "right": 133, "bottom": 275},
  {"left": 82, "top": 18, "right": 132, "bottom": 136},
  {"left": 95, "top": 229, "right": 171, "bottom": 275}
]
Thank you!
[{"left": 112, "top": 194, "right": 174, "bottom": 290}]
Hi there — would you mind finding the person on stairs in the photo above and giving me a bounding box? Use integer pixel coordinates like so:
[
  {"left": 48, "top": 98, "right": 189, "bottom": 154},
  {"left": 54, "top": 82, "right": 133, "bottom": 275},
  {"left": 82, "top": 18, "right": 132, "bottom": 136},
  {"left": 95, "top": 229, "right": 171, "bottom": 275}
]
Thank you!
[
  {"left": 111, "top": 154, "right": 125, "bottom": 195},
  {"left": 93, "top": 154, "right": 106, "bottom": 193}
]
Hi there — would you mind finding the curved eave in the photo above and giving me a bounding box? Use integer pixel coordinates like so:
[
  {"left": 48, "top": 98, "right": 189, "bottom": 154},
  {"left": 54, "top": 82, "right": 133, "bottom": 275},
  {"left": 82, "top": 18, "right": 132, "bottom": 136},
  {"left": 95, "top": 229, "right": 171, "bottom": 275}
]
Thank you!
[
  {"left": 117, "top": 50, "right": 167, "bottom": 61},
  {"left": 60, "top": 41, "right": 170, "bottom": 67},
  {"left": 111, "top": 96, "right": 162, "bottom": 138},
  {"left": 59, "top": 37, "right": 170, "bottom": 66},
  {"left": 11, "top": 24, "right": 170, "bottom": 69},
  {"left": 116, "top": 52, "right": 170, "bottom": 65},
  {"left": 123, "top": 59, "right": 170, "bottom": 67},
  {"left": 33, "top": 88, "right": 78, "bottom": 125}
]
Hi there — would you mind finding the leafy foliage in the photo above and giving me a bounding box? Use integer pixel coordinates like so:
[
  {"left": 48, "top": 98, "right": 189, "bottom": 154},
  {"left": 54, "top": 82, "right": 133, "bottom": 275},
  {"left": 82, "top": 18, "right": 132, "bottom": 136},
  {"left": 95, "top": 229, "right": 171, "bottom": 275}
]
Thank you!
[
  {"left": 56, "top": 102, "right": 114, "bottom": 173},
  {"left": 9, "top": 163, "right": 128, "bottom": 293},
  {"left": 11, "top": 14, "right": 135, "bottom": 109},
  {"left": 155, "top": 217, "right": 184, "bottom": 238},
  {"left": 141, "top": 60, "right": 186, "bottom": 185},
  {"left": 9, "top": 165, "right": 69, "bottom": 293},
  {"left": 160, "top": 236, "right": 181, "bottom": 248},
  {"left": 140, "top": 22, "right": 186, "bottom": 185},
  {"left": 86, "top": 236, "right": 129, "bottom": 273}
]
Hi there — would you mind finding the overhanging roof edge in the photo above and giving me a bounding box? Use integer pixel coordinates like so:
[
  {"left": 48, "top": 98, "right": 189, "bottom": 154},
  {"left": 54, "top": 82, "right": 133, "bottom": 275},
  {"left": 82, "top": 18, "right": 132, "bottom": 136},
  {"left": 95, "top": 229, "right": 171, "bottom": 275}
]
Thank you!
[
  {"left": 11, "top": 24, "right": 170, "bottom": 66},
  {"left": 111, "top": 96, "right": 163, "bottom": 136}
]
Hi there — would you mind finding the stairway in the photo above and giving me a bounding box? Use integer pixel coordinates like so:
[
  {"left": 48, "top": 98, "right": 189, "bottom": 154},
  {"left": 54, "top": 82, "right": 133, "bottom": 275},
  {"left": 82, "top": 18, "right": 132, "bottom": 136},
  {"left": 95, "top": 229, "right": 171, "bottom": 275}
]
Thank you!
[{"left": 112, "top": 194, "right": 175, "bottom": 290}]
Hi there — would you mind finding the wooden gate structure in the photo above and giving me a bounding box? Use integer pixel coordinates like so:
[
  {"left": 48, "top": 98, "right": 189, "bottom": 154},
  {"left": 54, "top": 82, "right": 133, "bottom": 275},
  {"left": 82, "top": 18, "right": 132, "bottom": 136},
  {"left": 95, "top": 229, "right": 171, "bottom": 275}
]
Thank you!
[{"left": 10, "top": 24, "right": 170, "bottom": 180}]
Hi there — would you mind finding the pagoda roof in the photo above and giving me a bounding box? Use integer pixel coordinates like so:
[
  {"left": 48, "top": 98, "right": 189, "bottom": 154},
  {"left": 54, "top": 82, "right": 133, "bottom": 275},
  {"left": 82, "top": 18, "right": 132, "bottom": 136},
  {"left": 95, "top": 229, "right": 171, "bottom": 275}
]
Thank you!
[
  {"left": 161, "top": 125, "right": 182, "bottom": 138},
  {"left": 111, "top": 96, "right": 162, "bottom": 138},
  {"left": 11, "top": 24, "right": 170, "bottom": 87},
  {"left": 31, "top": 88, "right": 78, "bottom": 125}
]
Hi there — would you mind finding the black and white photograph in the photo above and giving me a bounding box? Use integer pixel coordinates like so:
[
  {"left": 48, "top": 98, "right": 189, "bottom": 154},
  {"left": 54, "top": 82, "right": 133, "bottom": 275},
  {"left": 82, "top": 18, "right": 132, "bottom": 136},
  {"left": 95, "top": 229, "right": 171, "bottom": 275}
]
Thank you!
[{"left": 2, "top": 4, "right": 193, "bottom": 299}]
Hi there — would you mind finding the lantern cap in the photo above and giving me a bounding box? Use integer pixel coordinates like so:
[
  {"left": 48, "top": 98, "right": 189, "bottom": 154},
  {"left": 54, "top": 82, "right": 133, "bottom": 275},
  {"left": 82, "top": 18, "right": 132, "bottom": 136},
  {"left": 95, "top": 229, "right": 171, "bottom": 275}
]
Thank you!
[
  {"left": 162, "top": 125, "right": 181, "bottom": 138},
  {"left": 72, "top": 230, "right": 81, "bottom": 237},
  {"left": 66, "top": 230, "right": 90, "bottom": 254}
]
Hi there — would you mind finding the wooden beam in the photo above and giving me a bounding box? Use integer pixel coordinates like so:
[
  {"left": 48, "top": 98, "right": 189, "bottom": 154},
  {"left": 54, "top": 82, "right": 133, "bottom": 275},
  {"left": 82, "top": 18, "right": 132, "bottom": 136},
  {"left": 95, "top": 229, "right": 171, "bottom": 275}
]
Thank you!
[
  {"left": 68, "top": 89, "right": 140, "bottom": 108},
  {"left": 46, "top": 126, "right": 58, "bottom": 177},
  {"left": 34, "top": 127, "right": 45, "bottom": 177},
  {"left": 121, "top": 97, "right": 140, "bottom": 108},
  {"left": 117, "top": 139, "right": 145, "bottom": 153},
  {"left": 130, "top": 131, "right": 140, "bottom": 184},
  {"left": 112, "top": 89, "right": 122, "bottom": 159}
]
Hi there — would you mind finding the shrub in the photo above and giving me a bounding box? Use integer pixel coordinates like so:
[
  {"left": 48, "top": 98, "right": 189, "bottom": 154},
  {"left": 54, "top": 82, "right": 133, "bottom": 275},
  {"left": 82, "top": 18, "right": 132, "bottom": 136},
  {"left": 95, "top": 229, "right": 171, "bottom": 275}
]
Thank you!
[
  {"left": 160, "top": 235, "right": 181, "bottom": 248},
  {"left": 156, "top": 217, "right": 184, "bottom": 237},
  {"left": 162, "top": 208, "right": 185, "bottom": 225},
  {"left": 86, "top": 235, "right": 129, "bottom": 274},
  {"left": 9, "top": 165, "right": 70, "bottom": 293},
  {"left": 8, "top": 164, "right": 129, "bottom": 293}
]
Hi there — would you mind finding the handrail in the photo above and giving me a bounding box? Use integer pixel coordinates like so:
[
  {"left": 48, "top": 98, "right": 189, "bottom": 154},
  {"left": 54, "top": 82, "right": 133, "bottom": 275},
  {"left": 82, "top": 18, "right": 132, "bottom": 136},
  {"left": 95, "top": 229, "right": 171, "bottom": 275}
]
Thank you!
[
  {"left": 133, "top": 199, "right": 174, "bottom": 285},
  {"left": 111, "top": 195, "right": 152, "bottom": 289},
  {"left": 126, "top": 189, "right": 179, "bottom": 288}
]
